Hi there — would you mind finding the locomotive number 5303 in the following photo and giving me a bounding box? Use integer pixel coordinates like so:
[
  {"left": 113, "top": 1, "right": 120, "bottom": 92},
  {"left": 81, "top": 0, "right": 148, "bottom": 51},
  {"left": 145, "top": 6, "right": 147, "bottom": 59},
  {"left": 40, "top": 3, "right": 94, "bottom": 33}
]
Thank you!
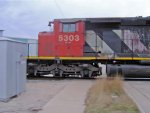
[{"left": 58, "top": 35, "right": 80, "bottom": 42}]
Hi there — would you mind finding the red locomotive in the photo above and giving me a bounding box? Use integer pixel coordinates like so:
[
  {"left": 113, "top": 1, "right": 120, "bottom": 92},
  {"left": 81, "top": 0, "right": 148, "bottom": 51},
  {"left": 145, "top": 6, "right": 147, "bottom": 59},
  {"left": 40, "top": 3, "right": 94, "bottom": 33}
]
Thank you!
[{"left": 27, "top": 17, "right": 150, "bottom": 78}]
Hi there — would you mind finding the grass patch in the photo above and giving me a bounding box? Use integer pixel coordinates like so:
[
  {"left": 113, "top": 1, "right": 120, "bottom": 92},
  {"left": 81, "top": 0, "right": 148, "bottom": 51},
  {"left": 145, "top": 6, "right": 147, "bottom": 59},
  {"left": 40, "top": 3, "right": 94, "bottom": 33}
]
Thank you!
[{"left": 85, "top": 76, "right": 140, "bottom": 113}]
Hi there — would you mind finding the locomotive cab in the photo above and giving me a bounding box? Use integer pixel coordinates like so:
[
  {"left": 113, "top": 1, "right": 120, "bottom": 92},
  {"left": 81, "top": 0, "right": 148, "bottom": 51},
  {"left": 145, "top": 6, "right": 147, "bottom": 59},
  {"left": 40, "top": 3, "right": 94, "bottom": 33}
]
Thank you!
[
  {"left": 28, "top": 19, "right": 101, "bottom": 77},
  {"left": 38, "top": 20, "right": 85, "bottom": 57}
]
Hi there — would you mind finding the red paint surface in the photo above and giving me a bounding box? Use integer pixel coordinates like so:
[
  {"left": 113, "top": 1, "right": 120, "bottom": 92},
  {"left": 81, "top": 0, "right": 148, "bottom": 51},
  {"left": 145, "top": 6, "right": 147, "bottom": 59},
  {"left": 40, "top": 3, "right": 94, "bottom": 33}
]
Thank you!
[{"left": 38, "top": 20, "right": 85, "bottom": 57}]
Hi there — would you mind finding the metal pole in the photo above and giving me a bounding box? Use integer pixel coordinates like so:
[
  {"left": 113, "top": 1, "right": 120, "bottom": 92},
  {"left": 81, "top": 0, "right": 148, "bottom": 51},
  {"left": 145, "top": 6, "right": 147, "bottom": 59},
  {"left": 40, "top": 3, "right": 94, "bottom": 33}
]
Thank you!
[{"left": 28, "top": 43, "right": 29, "bottom": 57}]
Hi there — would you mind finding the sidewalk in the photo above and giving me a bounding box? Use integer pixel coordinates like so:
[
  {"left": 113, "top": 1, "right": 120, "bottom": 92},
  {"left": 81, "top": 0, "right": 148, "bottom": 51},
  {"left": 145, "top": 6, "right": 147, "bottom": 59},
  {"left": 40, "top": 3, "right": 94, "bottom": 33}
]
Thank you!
[
  {"left": 38, "top": 80, "right": 93, "bottom": 113},
  {"left": 124, "top": 81, "right": 150, "bottom": 113}
]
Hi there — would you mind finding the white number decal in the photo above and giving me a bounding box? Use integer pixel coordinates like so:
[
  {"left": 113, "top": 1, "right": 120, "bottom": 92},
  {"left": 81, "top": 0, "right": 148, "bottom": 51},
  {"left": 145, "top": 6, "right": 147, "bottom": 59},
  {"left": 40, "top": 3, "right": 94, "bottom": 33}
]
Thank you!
[
  {"left": 74, "top": 35, "right": 79, "bottom": 41},
  {"left": 58, "top": 35, "right": 63, "bottom": 41},
  {"left": 69, "top": 35, "right": 74, "bottom": 41},
  {"left": 64, "top": 35, "right": 68, "bottom": 41},
  {"left": 58, "top": 35, "right": 80, "bottom": 42}
]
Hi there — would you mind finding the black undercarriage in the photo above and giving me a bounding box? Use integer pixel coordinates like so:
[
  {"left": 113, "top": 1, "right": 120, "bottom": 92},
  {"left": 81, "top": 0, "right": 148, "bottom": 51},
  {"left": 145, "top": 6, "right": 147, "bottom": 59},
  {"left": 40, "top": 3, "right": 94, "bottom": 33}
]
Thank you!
[{"left": 27, "top": 59, "right": 101, "bottom": 78}]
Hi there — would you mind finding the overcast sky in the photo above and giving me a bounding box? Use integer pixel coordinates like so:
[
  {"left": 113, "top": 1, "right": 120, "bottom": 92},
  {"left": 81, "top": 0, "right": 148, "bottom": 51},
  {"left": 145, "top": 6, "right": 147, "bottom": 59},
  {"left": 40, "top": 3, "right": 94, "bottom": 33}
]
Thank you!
[{"left": 0, "top": 0, "right": 150, "bottom": 39}]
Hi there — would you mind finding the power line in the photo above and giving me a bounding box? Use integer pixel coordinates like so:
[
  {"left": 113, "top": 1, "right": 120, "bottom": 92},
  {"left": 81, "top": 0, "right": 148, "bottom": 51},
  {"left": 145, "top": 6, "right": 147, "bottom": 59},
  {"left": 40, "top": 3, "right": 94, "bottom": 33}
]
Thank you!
[{"left": 54, "top": 0, "right": 65, "bottom": 18}]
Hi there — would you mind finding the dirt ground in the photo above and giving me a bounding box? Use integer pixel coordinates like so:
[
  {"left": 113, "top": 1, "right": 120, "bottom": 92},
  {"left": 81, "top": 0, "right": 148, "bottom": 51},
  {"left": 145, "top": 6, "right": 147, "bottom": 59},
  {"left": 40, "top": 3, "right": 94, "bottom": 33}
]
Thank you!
[{"left": 0, "top": 79, "right": 71, "bottom": 113}]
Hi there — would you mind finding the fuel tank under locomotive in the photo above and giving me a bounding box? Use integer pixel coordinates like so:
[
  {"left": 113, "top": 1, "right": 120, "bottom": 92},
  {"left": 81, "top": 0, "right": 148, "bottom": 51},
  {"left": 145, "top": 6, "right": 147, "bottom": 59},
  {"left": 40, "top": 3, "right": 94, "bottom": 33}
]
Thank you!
[{"left": 106, "top": 64, "right": 150, "bottom": 77}]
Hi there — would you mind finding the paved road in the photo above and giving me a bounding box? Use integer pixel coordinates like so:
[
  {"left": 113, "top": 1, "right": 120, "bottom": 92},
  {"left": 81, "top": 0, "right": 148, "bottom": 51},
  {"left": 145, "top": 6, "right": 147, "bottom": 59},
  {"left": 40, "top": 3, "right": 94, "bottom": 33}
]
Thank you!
[{"left": 124, "top": 80, "right": 150, "bottom": 113}]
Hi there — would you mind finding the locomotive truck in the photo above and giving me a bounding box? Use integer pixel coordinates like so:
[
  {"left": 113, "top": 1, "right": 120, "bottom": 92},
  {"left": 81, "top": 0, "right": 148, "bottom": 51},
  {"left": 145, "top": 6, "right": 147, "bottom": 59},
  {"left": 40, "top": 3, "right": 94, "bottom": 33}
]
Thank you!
[{"left": 27, "top": 16, "right": 150, "bottom": 78}]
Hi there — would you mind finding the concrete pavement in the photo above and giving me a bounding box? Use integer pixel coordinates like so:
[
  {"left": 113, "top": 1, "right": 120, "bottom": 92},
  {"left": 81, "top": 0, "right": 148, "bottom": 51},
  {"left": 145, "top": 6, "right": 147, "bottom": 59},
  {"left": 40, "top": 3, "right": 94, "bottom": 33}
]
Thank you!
[
  {"left": 38, "top": 80, "right": 93, "bottom": 113},
  {"left": 124, "top": 81, "right": 150, "bottom": 113}
]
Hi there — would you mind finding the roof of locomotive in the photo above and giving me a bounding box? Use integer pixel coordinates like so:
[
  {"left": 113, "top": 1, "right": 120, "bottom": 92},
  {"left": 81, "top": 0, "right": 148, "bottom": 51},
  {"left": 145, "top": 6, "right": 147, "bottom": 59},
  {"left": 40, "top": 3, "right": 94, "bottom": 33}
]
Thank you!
[
  {"left": 55, "top": 17, "right": 121, "bottom": 22},
  {"left": 54, "top": 16, "right": 150, "bottom": 25}
]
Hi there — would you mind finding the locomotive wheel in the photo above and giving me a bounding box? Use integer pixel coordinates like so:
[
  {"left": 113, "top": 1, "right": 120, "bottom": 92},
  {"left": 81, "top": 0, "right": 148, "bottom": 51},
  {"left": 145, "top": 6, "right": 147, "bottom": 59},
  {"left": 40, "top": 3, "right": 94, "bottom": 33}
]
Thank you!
[
  {"left": 83, "top": 69, "right": 90, "bottom": 78},
  {"left": 36, "top": 73, "right": 41, "bottom": 77},
  {"left": 54, "top": 73, "right": 60, "bottom": 77},
  {"left": 28, "top": 67, "right": 35, "bottom": 77}
]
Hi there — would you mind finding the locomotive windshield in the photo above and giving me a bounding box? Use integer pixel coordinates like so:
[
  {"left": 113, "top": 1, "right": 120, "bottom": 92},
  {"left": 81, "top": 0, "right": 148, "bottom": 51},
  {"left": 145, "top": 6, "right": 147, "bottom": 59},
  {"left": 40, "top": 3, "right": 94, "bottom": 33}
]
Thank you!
[{"left": 63, "top": 23, "right": 76, "bottom": 32}]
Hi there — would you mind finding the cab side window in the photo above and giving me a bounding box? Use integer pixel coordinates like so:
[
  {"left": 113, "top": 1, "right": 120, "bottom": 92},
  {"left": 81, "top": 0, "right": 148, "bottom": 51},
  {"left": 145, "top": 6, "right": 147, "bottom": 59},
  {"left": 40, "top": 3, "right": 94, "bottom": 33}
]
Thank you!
[{"left": 63, "top": 23, "right": 76, "bottom": 32}]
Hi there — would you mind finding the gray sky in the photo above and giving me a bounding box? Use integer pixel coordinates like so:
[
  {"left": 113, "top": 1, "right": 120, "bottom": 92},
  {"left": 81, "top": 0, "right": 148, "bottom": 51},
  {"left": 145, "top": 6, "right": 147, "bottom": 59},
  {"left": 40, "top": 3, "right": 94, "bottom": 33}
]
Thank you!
[{"left": 0, "top": 0, "right": 150, "bottom": 39}]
